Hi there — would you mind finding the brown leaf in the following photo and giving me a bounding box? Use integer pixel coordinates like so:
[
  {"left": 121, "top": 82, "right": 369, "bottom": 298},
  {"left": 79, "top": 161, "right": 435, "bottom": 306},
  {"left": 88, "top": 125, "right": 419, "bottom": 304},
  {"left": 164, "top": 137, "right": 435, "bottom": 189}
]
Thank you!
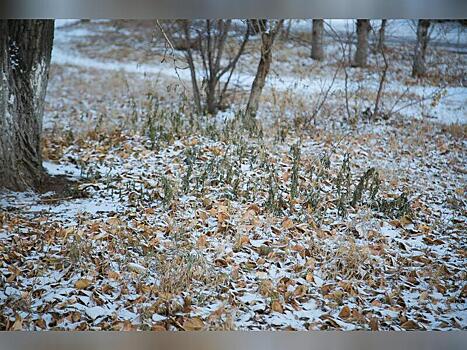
[
  {"left": 294, "top": 285, "right": 307, "bottom": 298},
  {"left": 217, "top": 211, "right": 230, "bottom": 224},
  {"left": 461, "top": 285, "right": 467, "bottom": 298},
  {"left": 282, "top": 218, "right": 294, "bottom": 230},
  {"left": 248, "top": 203, "right": 261, "bottom": 214},
  {"left": 271, "top": 300, "right": 284, "bottom": 313},
  {"left": 259, "top": 280, "right": 274, "bottom": 297},
  {"left": 144, "top": 208, "right": 155, "bottom": 215},
  {"left": 152, "top": 325, "right": 167, "bottom": 331},
  {"left": 291, "top": 244, "right": 305, "bottom": 253},
  {"left": 239, "top": 235, "right": 250, "bottom": 246},
  {"left": 338, "top": 306, "right": 351, "bottom": 319},
  {"left": 214, "top": 258, "right": 228, "bottom": 267},
  {"left": 183, "top": 317, "right": 204, "bottom": 331},
  {"left": 75, "top": 279, "right": 92, "bottom": 290},
  {"left": 108, "top": 271, "right": 120, "bottom": 280},
  {"left": 35, "top": 318, "right": 46, "bottom": 329},
  {"left": 369, "top": 317, "right": 379, "bottom": 331},
  {"left": 196, "top": 234, "right": 208, "bottom": 248},
  {"left": 11, "top": 315, "right": 22, "bottom": 331},
  {"left": 401, "top": 320, "right": 420, "bottom": 330}
]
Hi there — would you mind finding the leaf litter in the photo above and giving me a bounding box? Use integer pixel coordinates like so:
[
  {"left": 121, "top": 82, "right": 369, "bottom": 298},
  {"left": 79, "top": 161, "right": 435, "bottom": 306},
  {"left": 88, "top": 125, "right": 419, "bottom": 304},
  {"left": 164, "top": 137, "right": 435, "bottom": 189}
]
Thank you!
[{"left": 0, "top": 20, "right": 466, "bottom": 331}]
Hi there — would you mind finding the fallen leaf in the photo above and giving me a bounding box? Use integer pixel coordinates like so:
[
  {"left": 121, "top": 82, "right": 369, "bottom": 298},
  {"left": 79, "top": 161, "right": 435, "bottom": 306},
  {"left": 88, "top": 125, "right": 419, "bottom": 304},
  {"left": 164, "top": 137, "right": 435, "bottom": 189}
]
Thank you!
[
  {"left": 369, "top": 317, "right": 379, "bottom": 331},
  {"left": 196, "top": 235, "right": 208, "bottom": 248},
  {"left": 271, "top": 300, "right": 283, "bottom": 313},
  {"left": 11, "top": 315, "right": 22, "bottom": 331},
  {"left": 240, "top": 235, "right": 250, "bottom": 246},
  {"left": 248, "top": 203, "right": 261, "bottom": 214},
  {"left": 294, "top": 285, "right": 307, "bottom": 298},
  {"left": 338, "top": 306, "right": 351, "bottom": 319},
  {"left": 152, "top": 325, "right": 167, "bottom": 331},
  {"left": 401, "top": 320, "right": 419, "bottom": 330},
  {"left": 282, "top": 218, "right": 294, "bottom": 230},
  {"left": 183, "top": 317, "right": 204, "bottom": 331},
  {"left": 75, "top": 279, "right": 92, "bottom": 290}
]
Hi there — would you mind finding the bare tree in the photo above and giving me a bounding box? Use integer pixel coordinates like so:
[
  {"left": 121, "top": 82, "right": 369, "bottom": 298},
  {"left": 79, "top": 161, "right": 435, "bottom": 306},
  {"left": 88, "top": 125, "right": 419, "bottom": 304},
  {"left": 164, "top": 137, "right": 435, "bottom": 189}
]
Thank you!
[
  {"left": 353, "top": 19, "right": 370, "bottom": 67},
  {"left": 175, "top": 20, "right": 250, "bottom": 115},
  {"left": 377, "top": 19, "right": 387, "bottom": 52},
  {"left": 281, "top": 19, "right": 293, "bottom": 40},
  {"left": 311, "top": 19, "right": 325, "bottom": 61},
  {"left": 325, "top": 22, "right": 352, "bottom": 121},
  {"left": 373, "top": 27, "right": 389, "bottom": 119},
  {"left": 245, "top": 20, "right": 284, "bottom": 118},
  {"left": 0, "top": 20, "right": 54, "bottom": 191},
  {"left": 248, "top": 19, "right": 267, "bottom": 35},
  {"left": 412, "top": 19, "right": 431, "bottom": 77}
]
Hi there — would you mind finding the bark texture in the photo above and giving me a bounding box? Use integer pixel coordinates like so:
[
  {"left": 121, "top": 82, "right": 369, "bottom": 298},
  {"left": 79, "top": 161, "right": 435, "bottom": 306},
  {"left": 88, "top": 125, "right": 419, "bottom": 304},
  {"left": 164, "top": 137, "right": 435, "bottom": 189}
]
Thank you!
[
  {"left": 311, "top": 19, "right": 324, "bottom": 61},
  {"left": 245, "top": 20, "right": 284, "bottom": 118},
  {"left": 0, "top": 20, "right": 54, "bottom": 191},
  {"left": 353, "top": 19, "right": 370, "bottom": 67},
  {"left": 412, "top": 20, "right": 430, "bottom": 77}
]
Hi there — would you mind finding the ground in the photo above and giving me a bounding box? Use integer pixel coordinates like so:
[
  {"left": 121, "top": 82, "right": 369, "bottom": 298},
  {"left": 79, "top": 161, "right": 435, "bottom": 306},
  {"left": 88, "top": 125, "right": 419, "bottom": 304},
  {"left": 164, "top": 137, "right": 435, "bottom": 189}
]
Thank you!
[{"left": 0, "top": 20, "right": 466, "bottom": 330}]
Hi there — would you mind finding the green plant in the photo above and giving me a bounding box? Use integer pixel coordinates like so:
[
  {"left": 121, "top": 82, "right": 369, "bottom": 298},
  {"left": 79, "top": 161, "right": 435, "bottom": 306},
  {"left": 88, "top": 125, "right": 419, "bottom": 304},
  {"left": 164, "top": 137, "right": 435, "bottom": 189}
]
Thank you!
[
  {"left": 335, "top": 153, "right": 352, "bottom": 217},
  {"left": 376, "top": 192, "right": 411, "bottom": 218},
  {"left": 161, "top": 176, "right": 175, "bottom": 207},
  {"left": 290, "top": 143, "right": 301, "bottom": 201},
  {"left": 351, "top": 168, "right": 380, "bottom": 208}
]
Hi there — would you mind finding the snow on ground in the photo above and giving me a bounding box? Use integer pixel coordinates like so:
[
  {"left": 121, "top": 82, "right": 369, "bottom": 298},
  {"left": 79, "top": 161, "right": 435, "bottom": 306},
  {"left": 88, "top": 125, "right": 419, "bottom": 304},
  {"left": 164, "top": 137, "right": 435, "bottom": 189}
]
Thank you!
[
  {"left": 292, "top": 19, "right": 467, "bottom": 48},
  {"left": 50, "top": 20, "right": 466, "bottom": 125},
  {"left": 0, "top": 20, "right": 466, "bottom": 331},
  {"left": 55, "top": 20, "right": 81, "bottom": 29}
]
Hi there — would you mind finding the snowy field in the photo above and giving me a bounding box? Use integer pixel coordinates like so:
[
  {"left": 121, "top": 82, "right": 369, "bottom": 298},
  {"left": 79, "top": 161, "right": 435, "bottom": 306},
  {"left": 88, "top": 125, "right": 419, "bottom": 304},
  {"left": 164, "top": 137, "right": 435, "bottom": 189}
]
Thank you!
[{"left": 0, "top": 20, "right": 466, "bottom": 330}]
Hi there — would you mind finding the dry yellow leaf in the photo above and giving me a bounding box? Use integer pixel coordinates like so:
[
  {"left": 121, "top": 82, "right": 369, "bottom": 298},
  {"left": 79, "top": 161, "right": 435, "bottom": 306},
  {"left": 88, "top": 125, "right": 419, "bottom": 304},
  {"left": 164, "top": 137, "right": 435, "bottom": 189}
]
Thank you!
[
  {"left": 217, "top": 211, "right": 230, "bottom": 223},
  {"left": 282, "top": 218, "right": 294, "bottom": 230},
  {"left": 401, "top": 320, "right": 419, "bottom": 330},
  {"left": 75, "top": 279, "right": 92, "bottom": 290},
  {"left": 369, "top": 317, "right": 379, "bottom": 331},
  {"left": 144, "top": 208, "right": 155, "bottom": 215},
  {"left": 294, "top": 285, "right": 307, "bottom": 298},
  {"left": 400, "top": 216, "right": 412, "bottom": 226},
  {"left": 108, "top": 271, "right": 120, "bottom": 280},
  {"left": 248, "top": 203, "right": 261, "bottom": 214},
  {"left": 291, "top": 244, "right": 305, "bottom": 253},
  {"left": 271, "top": 300, "right": 284, "bottom": 313},
  {"left": 11, "top": 315, "right": 22, "bottom": 331},
  {"left": 196, "top": 235, "right": 208, "bottom": 248},
  {"left": 338, "top": 306, "right": 351, "bottom": 319},
  {"left": 259, "top": 280, "right": 273, "bottom": 296},
  {"left": 240, "top": 235, "right": 250, "bottom": 246},
  {"left": 183, "top": 317, "right": 204, "bottom": 331}
]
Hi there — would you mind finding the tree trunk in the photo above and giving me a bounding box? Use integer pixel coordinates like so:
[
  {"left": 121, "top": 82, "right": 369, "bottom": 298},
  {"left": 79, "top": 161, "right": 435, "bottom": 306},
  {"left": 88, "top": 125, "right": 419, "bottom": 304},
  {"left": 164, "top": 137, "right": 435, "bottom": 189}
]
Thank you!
[
  {"left": 0, "top": 20, "right": 54, "bottom": 191},
  {"left": 353, "top": 19, "right": 370, "bottom": 67},
  {"left": 412, "top": 20, "right": 430, "bottom": 77},
  {"left": 246, "top": 20, "right": 284, "bottom": 118},
  {"left": 311, "top": 19, "right": 324, "bottom": 61},
  {"left": 281, "top": 19, "right": 292, "bottom": 40},
  {"left": 377, "top": 19, "right": 387, "bottom": 52}
]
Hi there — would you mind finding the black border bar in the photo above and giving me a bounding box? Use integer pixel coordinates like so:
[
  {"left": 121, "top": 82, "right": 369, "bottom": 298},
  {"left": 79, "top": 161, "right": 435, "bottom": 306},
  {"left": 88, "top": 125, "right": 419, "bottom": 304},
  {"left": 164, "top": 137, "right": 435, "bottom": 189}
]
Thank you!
[
  {"left": 0, "top": 331, "right": 466, "bottom": 350},
  {"left": 0, "top": 0, "right": 466, "bottom": 18}
]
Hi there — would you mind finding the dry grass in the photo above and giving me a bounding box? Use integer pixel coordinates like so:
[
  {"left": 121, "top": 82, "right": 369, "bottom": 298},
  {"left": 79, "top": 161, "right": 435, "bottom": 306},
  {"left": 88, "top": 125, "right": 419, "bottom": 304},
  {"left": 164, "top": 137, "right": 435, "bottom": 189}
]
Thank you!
[
  {"left": 155, "top": 249, "right": 222, "bottom": 296},
  {"left": 442, "top": 123, "right": 467, "bottom": 140},
  {"left": 325, "top": 238, "right": 375, "bottom": 281}
]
